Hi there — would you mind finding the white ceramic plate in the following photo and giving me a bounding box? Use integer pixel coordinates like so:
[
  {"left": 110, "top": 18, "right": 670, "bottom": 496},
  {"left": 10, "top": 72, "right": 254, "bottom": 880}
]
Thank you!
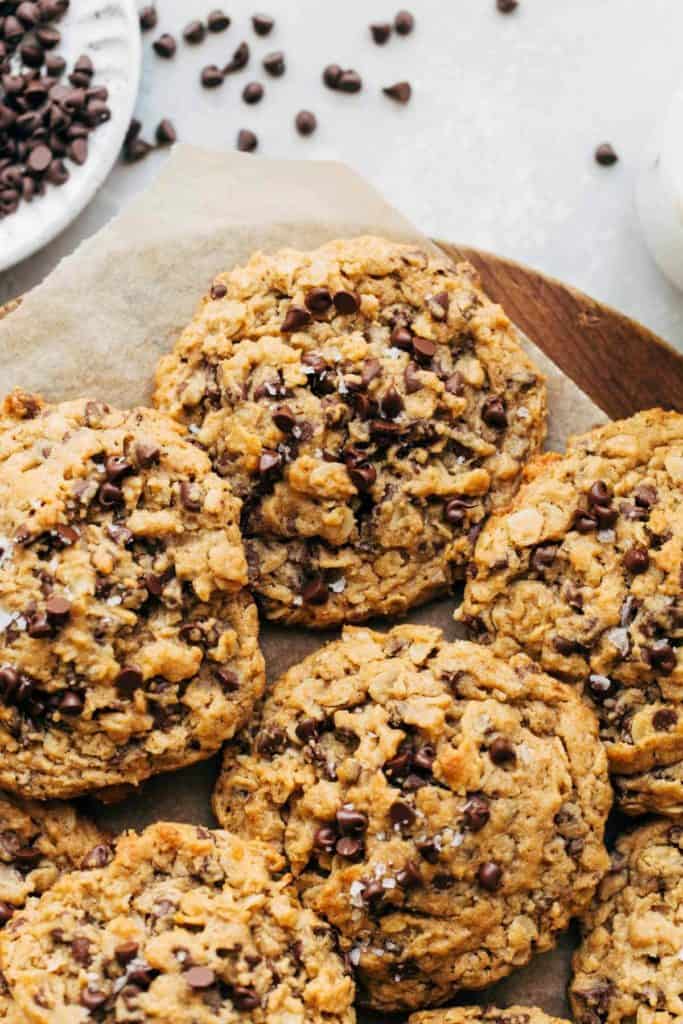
[{"left": 0, "top": 0, "right": 141, "bottom": 273}]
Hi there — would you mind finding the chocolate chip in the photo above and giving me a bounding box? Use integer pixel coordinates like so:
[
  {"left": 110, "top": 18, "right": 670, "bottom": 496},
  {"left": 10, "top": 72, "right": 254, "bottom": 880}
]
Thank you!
[
  {"left": 396, "top": 860, "right": 421, "bottom": 888},
  {"left": 185, "top": 966, "right": 215, "bottom": 989},
  {"left": 313, "top": 825, "right": 337, "bottom": 853},
  {"left": 98, "top": 482, "right": 124, "bottom": 507},
  {"left": 305, "top": 287, "right": 332, "bottom": 313},
  {"left": 348, "top": 462, "right": 376, "bottom": 493},
  {"left": 180, "top": 481, "right": 202, "bottom": 512},
  {"left": 394, "top": 9, "right": 415, "bottom": 33},
  {"left": 155, "top": 118, "right": 176, "bottom": 145},
  {"left": 225, "top": 41, "right": 249, "bottom": 73},
  {"left": 404, "top": 362, "right": 422, "bottom": 394},
  {"left": 336, "top": 807, "right": 367, "bottom": 835},
  {"left": 444, "top": 498, "right": 468, "bottom": 527},
  {"left": 139, "top": 5, "right": 157, "bottom": 30},
  {"left": 380, "top": 386, "right": 404, "bottom": 419},
  {"left": 272, "top": 405, "right": 296, "bottom": 433},
  {"left": 27, "top": 144, "right": 51, "bottom": 174},
  {"left": 416, "top": 838, "right": 439, "bottom": 863},
  {"left": 81, "top": 844, "right": 112, "bottom": 869},
  {"left": 207, "top": 9, "right": 230, "bottom": 32},
  {"left": 80, "top": 989, "right": 107, "bottom": 1010},
  {"left": 115, "top": 941, "right": 139, "bottom": 965},
  {"left": 258, "top": 449, "right": 283, "bottom": 476},
  {"left": 653, "top": 708, "right": 678, "bottom": 731},
  {"left": 389, "top": 800, "right": 415, "bottom": 828},
  {"left": 634, "top": 484, "right": 657, "bottom": 508},
  {"left": 45, "top": 595, "right": 70, "bottom": 624},
  {"left": 216, "top": 668, "right": 239, "bottom": 692},
  {"left": 371, "top": 22, "right": 392, "bottom": 44},
  {"left": 232, "top": 986, "right": 260, "bottom": 1010},
  {"left": 489, "top": 736, "right": 516, "bottom": 765},
  {"left": 587, "top": 674, "right": 618, "bottom": 702},
  {"left": 57, "top": 690, "right": 83, "bottom": 715},
  {"left": 302, "top": 577, "right": 328, "bottom": 605},
  {"left": 595, "top": 143, "right": 618, "bottom": 166},
  {"left": 478, "top": 861, "right": 502, "bottom": 890},
  {"left": 335, "top": 837, "right": 363, "bottom": 859},
  {"left": 295, "top": 109, "right": 317, "bottom": 136},
  {"left": 323, "top": 63, "right": 343, "bottom": 89},
  {"left": 71, "top": 936, "right": 91, "bottom": 965},
  {"left": 412, "top": 336, "right": 436, "bottom": 362},
  {"left": 531, "top": 543, "right": 557, "bottom": 571},
  {"left": 252, "top": 13, "right": 274, "bottom": 35},
  {"left": 262, "top": 50, "right": 285, "bottom": 76},
  {"left": 68, "top": 137, "right": 87, "bottom": 165},
  {"left": 481, "top": 396, "right": 507, "bottom": 427},
  {"left": 497, "top": 0, "right": 518, "bottom": 10},
  {"left": 106, "top": 523, "right": 133, "bottom": 547},
  {"left": 383, "top": 81, "right": 412, "bottom": 103},
  {"left": 243, "top": 81, "right": 264, "bottom": 104},
  {"left": 183, "top": 19, "right": 205, "bottom": 43},
  {"left": 153, "top": 33, "right": 176, "bottom": 58},
  {"left": 623, "top": 546, "right": 649, "bottom": 574},
  {"left": 201, "top": 64, "right": 224, "bottom": 88},
  {"left": 27, "top": 613, "right": 51, "bottom": 639},
  {"left": 333, "top": 290, "right": 360, "bottom": 314},
  {"left": 281, "top": 305, "right": 311, "bottom": 332},
  {"left": 463, "top": 795, "right": 490, "bottom": 831},
  {"left": 337, "top": 69, "right": 362, "bottom": 93},
  {"left": 115, "top": 665, "right": 143, "bottom": 697},
  {"left": 646, "top": 640, "right": 676, "bottom": 675}
]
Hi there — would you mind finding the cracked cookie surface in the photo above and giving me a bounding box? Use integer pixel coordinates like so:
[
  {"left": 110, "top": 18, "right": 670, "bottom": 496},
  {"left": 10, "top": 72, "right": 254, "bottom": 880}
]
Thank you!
[
  {"left": 461, "top": 410, "right": 683, "bottom": 810},
  {"left": 0, "top": 391, "right": 264, "bottom": 799},
  {"left": 213, "top": 623, "right": 611, "bottom": 1011},
  {"left": 154, "top": 236, "right": 546, "bottom": 627},
  {"left": 571, "top": 819, "right": 683, "bottom": 1024},
  {"left": 0, "top": 822, "right": 356, "bottom": 1024},
  {"left": 410, "top": 1006, "right": 570, "bottom": 1024}
]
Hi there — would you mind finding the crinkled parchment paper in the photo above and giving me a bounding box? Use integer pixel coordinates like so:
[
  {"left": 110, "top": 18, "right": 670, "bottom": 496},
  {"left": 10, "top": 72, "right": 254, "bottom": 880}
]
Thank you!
[{"left": 0, "top": 146, "right": 608, "bottom": 1020}]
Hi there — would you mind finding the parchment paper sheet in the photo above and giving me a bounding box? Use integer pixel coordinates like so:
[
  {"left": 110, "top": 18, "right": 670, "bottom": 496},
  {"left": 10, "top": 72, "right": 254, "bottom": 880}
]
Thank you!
[{"left": 0, "top": 146, "right": 609, "bottom": 1020}]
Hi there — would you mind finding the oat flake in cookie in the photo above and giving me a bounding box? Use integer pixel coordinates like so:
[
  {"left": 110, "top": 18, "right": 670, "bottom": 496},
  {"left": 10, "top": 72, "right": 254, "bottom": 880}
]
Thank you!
[
  {"left": 0, "top": 391, "right": 264, "bottom": 799},
  {"left": 460, "top": 410, "right": 683, "bottom": 811},
  {"left": 0, "top": 822, "right": 356, "bottom": 1023},
  {"left": 154, "top": 237, "right": 546, "bottom": 627},
  {"left": 410, "top": 1007, "right": 571, "bottom": 1024},
  {"left": 571, "top": 819, "right": 683, "bottom": 1024},
  {"left": 213, "top": 624, "right": 611, "bottom": 1011}
]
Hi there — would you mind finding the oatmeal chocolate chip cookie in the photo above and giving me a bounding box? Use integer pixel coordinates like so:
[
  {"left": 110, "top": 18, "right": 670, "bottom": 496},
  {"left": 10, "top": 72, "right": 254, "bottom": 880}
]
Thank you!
[
  {"left": 0, "top": 822, "right": 356, "bottom": 1023},
  {"left": 614, "top": 760, "right": 683, "bottom": 817},
  {"left": 0, "top": 391, "right": 264, "bottom": 799},
  {"left": 410, "top": 1007, "right": 570, "bottom": 1024},
  {"left": 571, "top": 820, "right": 683, "bottom": 1024},
  {"left": 0, "top": 791, "right": 110, "bottom": 926},
  {"left": 154, "top": 236, "right": 546, "bottom": 627},
  {"left": 461, "top": 410, "right": 683, "bottom": 806},
  {"left": 213, "top": 624, "right": 611, "bottom": 1011}
]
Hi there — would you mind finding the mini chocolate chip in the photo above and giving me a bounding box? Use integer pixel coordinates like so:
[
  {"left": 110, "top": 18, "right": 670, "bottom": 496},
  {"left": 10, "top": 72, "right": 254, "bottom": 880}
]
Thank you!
[
  {"left": 463, "top": 795, "right": 490, "bottom": 831},
  {"left": 481, "top": 396, "right": 507, "bottom": 427},
  {"left": 27, "top": 613, "right": 51, "bottom": 639},
  {"left": 105, "top": 455, "right": 133, "bottom": 481},
  {"left": 335, "top": 837, "right": 363, "bottom": 859},
  {"left": 595, "top": 143, "right": 618, "bottom": 166},
  {"left": 348, "top": 462, "right": 376, "bottom": 493},
  {"left": 183, "top": 19, "right": 205, "bottom": 43},
  {"left": 371, "top": 22, "right": 392, "bottom": 44},
  {"left": 478, "top": 861, "right": 503, "bottom": 890},
  {"left": 185, "top": 966, "right": 215, "bottom": 989},
  {"left": 115, "top": 665, "right": 143, "bottom": 697},
  {"left": 243, "top": 81, "right": 264, "bottom": 104},
  {"left": 587, "top": 674, "right": 618, "bottom": 703},
  {"left": 573, "top": 510, "right": 597, "bottom": 533},
  {"left": 216, "top": 668, "right": 239, "bottom": 692},
  {"left": 489, "top": 736, "right": 516, "bottom": 765},
  {"left": 81, "top": 844, "right": 112, "bottom": 869},
  {"left": 153, "top": 33, "right": 176, "bottom": 58},
  {"left": 361, "top": 358, "right": 382, "bottom": 386},
  {"left": 412, "top": 336, "right": 436, "bottom": 361},
  {"left": 45, "top": 595, "right": 70, "bottom": 624},
  {"left": 531, "top": 543, "right": 558, "bottom": 571},
  {"left": 71, "top": 936, "right": 91, "bottom": 965},
  {"left": 295, "top": 718, "right": 319, "bottom": 742},
  {"left": 252, "top": 13, "right": 274, "bottom": 35},
  {"left": 107, "top": 524, "right": 133, "bottom": 547},
  {"left": 391, "top": 324, "right": 413, "bottom": 349},
  {"left": 653, "top": 708, "right": 678, "bottom": 731},
  {"left": 313, "top": 825, "right": 337, "bottom": 854},
  {"left": 258, "top": 449, "right": 283, "bottom": 476},
  {"left": 588, "top": 480, "right": 612, "bottom": 507},
  {"left": 323, "top": 63, "right": 343, "bottom": 88},
  {"left": 416, "top": 838, "right": 439, "bottom": 863},
  {"left": 201, "top": 65, "right": 224, "bottom": 88},
  {"left": 305, "top": 287, "right": 332, "bottom": 313},
  {"left": 98, "top": 482, "right": 123, "bottom": 507},
  {"left": 380, "top": 386, "right": 403, "bottom": 419},
  {"left": 389, "top": 800, "right": 415, "bottom": 828},
  {"left": 413, "top": 744, "right": 435, "bottom": 773},
  {"left": 295, "top": 110, "right": 317, "bottom": 136},
  {"left": 646, "top": 640, "right": 676, "bottom": 674},
  {"left": 595, "top": 502, "right": 617, "bottom": 526},
  {"left": 207, "top": 9, "right": 230, "bottom": 31},
  {"left": 180, "top": 481, "right": 202, "bottom": 512},
  {"left": 623, "top": 546, "right": 649, "bottom": 574},
  {"left": 115, "top": 941, "right": 139, "bottom": 965},
  {"left": 634, "top": 484, "right": 657, "bottom": 508},
  {"left": 232, "top": 986, "right": 260, "bottom": 1010},
  {"left": 272, "top": 405, "right": 297, "bottom": 433},
  {"left": 444, "top": 498, "right": 468, "bottom": 527},
  {"left": 396, "top": 860, "right": 421, "bottom": 888},
  {"left": 80, "top": 989, "right": 107, "bottom": 1010},
  {"left": 394, "top": 9, "right": 415, "bottom": 33},
  {"left": 383, "top": 81, "right": 412, "bottom": 103},
  {"left": 156, "top": 118, "right": 177, "bottom": 145},
  {"left": 333, "top": 290, "right": 360, "bottom": 314},
  {"left": 139, "top": 5, "right": 157, "bottom": 30},
  {"left": 337, "top": 69, "right": 362, "bottom": 93},
  {"left": 262, "top": 50, "right": 285, "bottom": 76},
  {"left": 281, "top": 305, "right": 311, "bottom": 332},
  {"left": 336, "top": 807, "right": 368, "bottom": 835}
]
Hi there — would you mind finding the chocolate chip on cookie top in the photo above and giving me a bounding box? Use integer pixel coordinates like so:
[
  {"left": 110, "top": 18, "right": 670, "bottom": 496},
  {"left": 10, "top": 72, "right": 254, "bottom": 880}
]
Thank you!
[
  {"left": 0, "top": 823, "right": 356, "bottom": 1024},
  {"left": 213, "top": 624, "right": 611, "bottom": 1011},
  {"left": 154, "top": 236, "right": 546, "bottom": 627},
  {"left": 461, "top": 409, "right": 683, "bottom": 807},
  {"left": 410, "top": 1006, "right": 571, "bottom": 1024},
  {"left": 571, "top": 819, "right": 683, "bottom": 1024},
  {"left": 0, "top": 391, "right": 264, "bottom": 799}
]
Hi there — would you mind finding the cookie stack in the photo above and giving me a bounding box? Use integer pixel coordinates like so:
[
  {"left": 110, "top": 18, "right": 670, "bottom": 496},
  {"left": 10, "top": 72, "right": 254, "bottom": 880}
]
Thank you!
[{"left": 0, "top": 236, "right": 677, "bottom": 1023}]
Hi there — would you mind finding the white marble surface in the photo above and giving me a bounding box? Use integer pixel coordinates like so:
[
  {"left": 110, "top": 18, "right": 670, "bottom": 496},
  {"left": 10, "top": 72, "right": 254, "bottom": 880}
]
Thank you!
[{"left": 3, "top": 0, "right": 683, "bottom": 352}]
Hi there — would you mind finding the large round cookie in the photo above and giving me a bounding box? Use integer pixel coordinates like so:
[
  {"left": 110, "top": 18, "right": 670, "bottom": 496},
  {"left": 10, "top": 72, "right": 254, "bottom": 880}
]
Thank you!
[
  {"left": 571, "top": 820, "right": 683, "bottom": 1024},
  {"left": 410, "top": 1007, "right": 570, "bottom": 1024},
  {"left": 0, "top": 391, "right": 264, "bottom": 798},
  {"left": 213, "top": 624, "right": 611, "bottom": 1011},
  {"left": 461, "top": 410, "right": 683, "bottom": 809},
  {"left": 0, "top": 822, "right": 356, "bottom": 1023},
  {"left": 154, "top": 237, "right": 546, "bottom": 627}
]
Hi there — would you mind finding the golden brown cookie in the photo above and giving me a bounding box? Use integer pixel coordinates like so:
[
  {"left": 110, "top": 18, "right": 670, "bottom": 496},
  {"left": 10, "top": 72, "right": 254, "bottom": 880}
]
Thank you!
[
  {"left": 154, "top": 237, "right": 546, "bottom": 627},
  {"left": 0, "top": 391, "right": 264, "bottom": 798},
  {"left": 410, "top": 1007, "right": 570, "bottom": 1024},
  {"left": 571, "top": 819, "right": 683, "bottom": 1024},
  {"left": 213, "top": 624, "right": 611, "bottom": 1011},
  {"left": 461, "top": 410, "right": 683, "bottom": 811},
  {"left": 0, "top": 822, "right": 356, "bottom": 1023}
]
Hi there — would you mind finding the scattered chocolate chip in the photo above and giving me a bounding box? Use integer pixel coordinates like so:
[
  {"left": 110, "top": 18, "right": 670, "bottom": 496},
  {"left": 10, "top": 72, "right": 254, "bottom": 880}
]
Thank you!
[
  {"left": 489, "top": 735, "right": 516, "bottom": 765},
  {"left": 463, "top": 795, "right": 490, "bottom": 831},
  {"left": 225, "top": 41, "right": 249, "bottom": 73},
  {"left": 313, "top": 825, "right": 337, "bottom": 854},
  {"left": 623, "top": 546, "right": 649, "bottom": 574},
  {"left": 394, "top": 9, "right": 415, "bottom": 33},
  {"left": 262, "top": 50, "right": 285, "bottom": 76},
  {"left": 396, "top": 860, "right": 421, "bottom": 888},
  {"left": 237, "top": 128, "right": 258, "bottom": 151},
  {"left": 153, "top": 33, "right": 176, "bottom": 59},
  {"left": 295, "top": 109, "right": 317, "bottom": 136},
  {"left": 27, "top": 613, "right": 51, "bottom": 639},
  {"left": 207, "top": 9, "right": 230, "bottom": 32},
  {"left": 336, "top": 807, "right": 367, "bottom": 835},
  {"left": 383, "top": 81, "right": 412, "bottom": 104},
  {"left": 58, "top": 690, "right": 84, "bottom": 715},
  {"left": 80, "top": 989, "right": 107, "bottom": 1011},
  {"left": 243, "top": 81, "right": 264, "bottom": 104},
  {"left": 333, "top": 289, "right": 360, "bottom": 314},
  {"left": 380, "top": 386, "right": 404, "bottom": 419},
  {"left": 335, "top": 836, "right": 363, "bottom": 859},
  {"left": 634, "top": 484, "right": 657, "bottom": 508},
  {"left": 389, "top": 800, "right": 416, "bottom": 829},
  {"left": 201, "top": 64, "right": 224, "bottom": 88},
  {"left": 595, "top": 143, "right": 618, "bottom": 166},
  {"left": 416, "top": 837, "right": 439, "bottom": 863},
  {"left": 302, "top": 577, "right": 329, "bottom": 605},
  {"left": 155, "top": 118, "right": 176, "bottom": 145},
  {"left": 115, "top": 665, "right": 143, "bottom": 697},
  {"left": 653, "top": 708, "right": 678, "bottom": 731},
  {"left": 481, "top": 395, "right": 507, "bottom": 427},
  {"left": 183, "top": 19, "right": 205, "bottom": 43},
  {"left": 478, "top": 861, "right": 503, "bottom": 890},
  {"left": 185, "top": 966, "right": 215, "bottom": 989},
  {"left": 305, "top": 287, "right": 332, "bottom": 313},
  {"left": 323, "top": 64, "right": 342, "bottom": 89},
  {"left": 71, "top": 936, "right": 91, "bottom": 965},
  {"left": 371, "top": 22, "right": 392, "bottom": 44},
  {"left": 645, "top": 640, "right": 676, "bottom": 675},
  {"left": 281, "top": 305, "right": 312, "bottom": 332},
  {"left": 337, "top": 69, "right": 362, "bottom": 93},
  {"left": 115, "top": 941, "right": 139, "bottom": 966},
  {"left": 139, "top": 5, "right": 157, "bottom": 30},
  {"left": 252, "top": 13, "right": 274, "bottom": 35},
  {"left": 272, "top": 405, "right": 296, "bottom": 433},
  {"left": 45, "top": 595, "right": 71, "bottom": 624}
]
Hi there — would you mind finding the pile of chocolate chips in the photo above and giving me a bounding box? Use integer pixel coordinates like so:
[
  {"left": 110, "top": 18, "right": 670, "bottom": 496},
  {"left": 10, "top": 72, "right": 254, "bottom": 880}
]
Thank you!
[{"left": 0, "top": 0, "right": 111, "bottom": 219}]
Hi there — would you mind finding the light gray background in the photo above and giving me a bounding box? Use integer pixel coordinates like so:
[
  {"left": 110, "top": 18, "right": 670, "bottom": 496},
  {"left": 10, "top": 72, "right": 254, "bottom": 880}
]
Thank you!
[{"left": 3, "top": 0, "right": 683, "bottom": 351}]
